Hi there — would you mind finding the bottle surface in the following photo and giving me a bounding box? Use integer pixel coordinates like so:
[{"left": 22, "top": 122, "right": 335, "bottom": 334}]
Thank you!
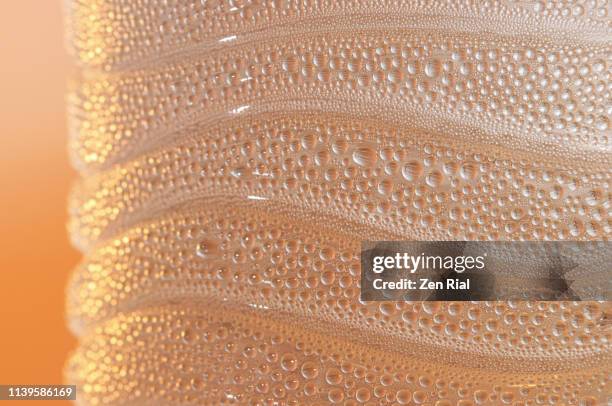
[{"left": 65, "top": 1, "right": 611, "bottom": 404}]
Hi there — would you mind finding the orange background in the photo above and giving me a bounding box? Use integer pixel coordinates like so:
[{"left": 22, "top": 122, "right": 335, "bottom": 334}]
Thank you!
[{"left": 0, "top": 1, "right": 79, "bottom": 404}]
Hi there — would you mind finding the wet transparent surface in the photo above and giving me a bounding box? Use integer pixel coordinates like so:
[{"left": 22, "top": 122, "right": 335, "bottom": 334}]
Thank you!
[{"left": 65, "top": 1, "right": 611, "bottom": 404}]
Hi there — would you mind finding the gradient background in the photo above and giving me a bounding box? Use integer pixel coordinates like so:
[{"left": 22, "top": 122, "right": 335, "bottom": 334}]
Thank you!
[{"left": 0, "top": 1, "right": 78, "bottom": 404}]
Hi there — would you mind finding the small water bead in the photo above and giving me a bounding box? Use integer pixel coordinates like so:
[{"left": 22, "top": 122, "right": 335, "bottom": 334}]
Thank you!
[
  {"left": 402, "top": 161, "right": 424, "bottom": 182},
  {"left": 412, "top": 390, "right": 427, "bottom": 403},
  {"left": 181, "top": 328, "right": 197, "bottom": 343},
  {"left": 328, "top": 388, "right": 345, "bottom": 403},
  {"left": 426, "top": 170, "right": 444, "bottom": 187},
  {"left": 424, "top": 60, "right": 442, "bottom": 78},
  {"left": 300, "top": 361, "right": 319, "bottom": 379},
  {"left": 351, "top": 146, "right": 378, "bottom": 168},
  {"left": 396, "top": 389, "right": 412, "bottom": 404},
  {"left": 280, "top": 353, "right": 298, "bottom": 371},
  {"left": 195, "top": 239, "right": 219, "bottom": 258},
  {"left": 325, "top": 368, "right": 343, "bottom": 385},
  {"left": 355, "top": 387, "right": 371, "bottom": 402}
]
